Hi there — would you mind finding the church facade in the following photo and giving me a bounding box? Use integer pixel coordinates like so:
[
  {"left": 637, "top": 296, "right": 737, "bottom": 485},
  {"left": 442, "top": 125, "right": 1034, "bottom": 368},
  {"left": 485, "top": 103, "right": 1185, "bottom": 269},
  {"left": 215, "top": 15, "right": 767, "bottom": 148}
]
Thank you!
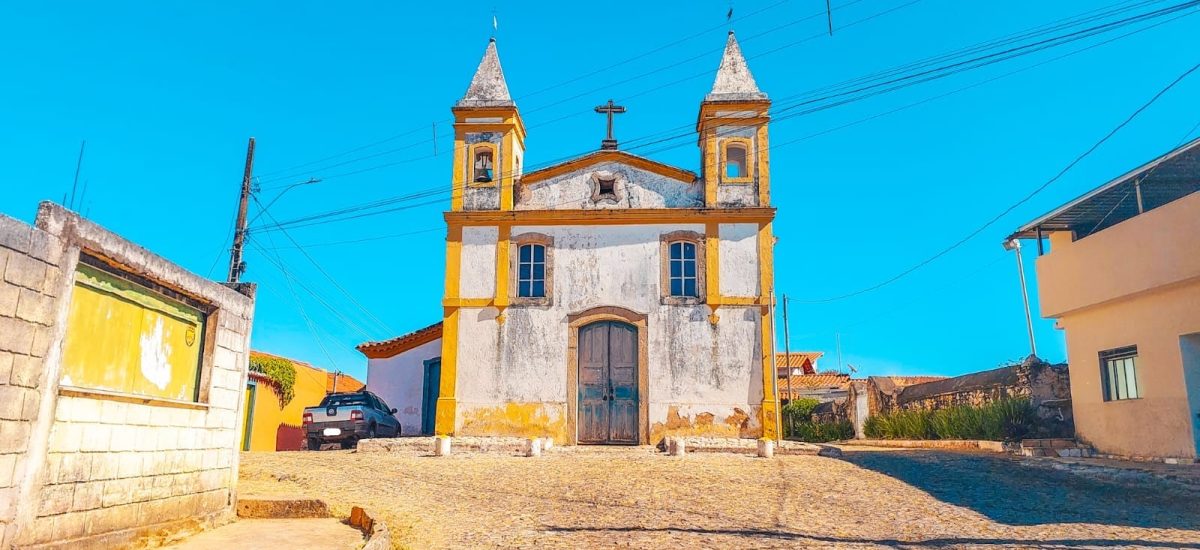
[{"left": 436, "top": 33, "right": 778, "bottom": 445}]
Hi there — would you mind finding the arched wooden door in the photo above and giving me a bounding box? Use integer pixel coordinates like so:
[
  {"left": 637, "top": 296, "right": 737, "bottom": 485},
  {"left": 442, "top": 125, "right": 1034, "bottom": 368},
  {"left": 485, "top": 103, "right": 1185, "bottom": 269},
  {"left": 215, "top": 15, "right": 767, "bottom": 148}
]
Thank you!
[{"left": 577, "top": 321, "right": 639, "bottom": 444}]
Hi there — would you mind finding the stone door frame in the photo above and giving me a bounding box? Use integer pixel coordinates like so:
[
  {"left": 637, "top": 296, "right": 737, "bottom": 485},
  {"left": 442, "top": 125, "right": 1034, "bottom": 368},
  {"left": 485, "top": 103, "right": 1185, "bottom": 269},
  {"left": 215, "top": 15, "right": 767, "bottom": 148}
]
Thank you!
[{"left": 566, "top": 306, "right": 650, "bottom": 445}]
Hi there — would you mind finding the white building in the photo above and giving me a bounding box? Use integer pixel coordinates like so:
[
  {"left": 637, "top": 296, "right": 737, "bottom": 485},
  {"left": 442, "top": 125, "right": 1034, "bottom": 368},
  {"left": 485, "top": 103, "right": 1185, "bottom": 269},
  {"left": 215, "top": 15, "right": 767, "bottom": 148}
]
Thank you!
[{"left": 365, "top": 32, "right": 780, "bottom": 445}]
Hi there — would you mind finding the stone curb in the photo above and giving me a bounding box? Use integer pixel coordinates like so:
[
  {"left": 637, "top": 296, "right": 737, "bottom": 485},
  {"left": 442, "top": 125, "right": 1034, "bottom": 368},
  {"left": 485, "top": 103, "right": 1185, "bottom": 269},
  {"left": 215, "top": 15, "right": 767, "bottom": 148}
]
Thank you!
[
  {"left": 236, "top": 496, "right": 330, "bottom": 519},
  {"left": 839, "top": 439, "right": 1013, "bottom": 452},
  {"left": 350, "top": 506, "right": 391, "bottom": 550}
]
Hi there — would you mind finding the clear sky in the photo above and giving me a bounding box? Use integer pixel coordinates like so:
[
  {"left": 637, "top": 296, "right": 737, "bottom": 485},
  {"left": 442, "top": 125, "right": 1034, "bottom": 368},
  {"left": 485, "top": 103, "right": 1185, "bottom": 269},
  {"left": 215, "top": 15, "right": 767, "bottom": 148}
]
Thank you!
[{"left": 2, "top": 1, "right": 1197, "bottom": 382}]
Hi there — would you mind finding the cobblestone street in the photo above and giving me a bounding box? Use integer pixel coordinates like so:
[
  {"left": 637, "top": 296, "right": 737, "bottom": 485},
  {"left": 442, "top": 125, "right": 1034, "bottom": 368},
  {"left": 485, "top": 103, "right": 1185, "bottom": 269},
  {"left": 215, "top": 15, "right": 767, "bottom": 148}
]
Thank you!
[{"left": 238, "top": 447, "right": 1200, "bottom": 549}]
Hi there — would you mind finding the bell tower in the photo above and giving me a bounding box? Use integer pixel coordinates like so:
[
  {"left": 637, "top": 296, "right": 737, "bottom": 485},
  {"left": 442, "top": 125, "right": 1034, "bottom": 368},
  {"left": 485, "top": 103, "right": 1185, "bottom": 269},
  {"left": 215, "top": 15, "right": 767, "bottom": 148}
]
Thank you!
[
  {"left": 451, "top": 38, "right": 526, "bottom": 212},
  {"left": 698, "top": 31, "right": 771, "bottom": 208}
]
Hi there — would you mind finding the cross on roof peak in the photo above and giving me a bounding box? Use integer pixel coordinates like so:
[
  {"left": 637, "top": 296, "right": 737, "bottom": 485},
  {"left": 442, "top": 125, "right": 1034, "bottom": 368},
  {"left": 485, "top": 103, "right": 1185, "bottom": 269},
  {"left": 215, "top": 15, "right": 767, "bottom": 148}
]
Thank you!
[{"left": 594, "top": 99, "right": 627, "bottom": 150}]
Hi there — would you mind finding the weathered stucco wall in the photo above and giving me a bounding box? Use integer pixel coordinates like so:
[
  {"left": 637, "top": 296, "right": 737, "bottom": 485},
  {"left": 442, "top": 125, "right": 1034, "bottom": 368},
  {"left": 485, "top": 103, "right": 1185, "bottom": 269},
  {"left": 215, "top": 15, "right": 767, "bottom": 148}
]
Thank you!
[
  {"left": 453, "top": 223, "right": 764, "bottom": 444},
  {"left": 243, "top": 360, "right": 327, "bottom": 452},
  {"left": 718, "top": 223, "right": 759, "bottom": 297},
  {"left": 516, "top": 162, "right": 702, "bottom": 210},
  {"left": 366, "top": 337, "right": 442, "bottom": 436},
  {"left": 459, "top": 226, "right": 497, "bottom": 299},
  {"left": 0, "top": 202, "right": 255, "bottom": 549}
]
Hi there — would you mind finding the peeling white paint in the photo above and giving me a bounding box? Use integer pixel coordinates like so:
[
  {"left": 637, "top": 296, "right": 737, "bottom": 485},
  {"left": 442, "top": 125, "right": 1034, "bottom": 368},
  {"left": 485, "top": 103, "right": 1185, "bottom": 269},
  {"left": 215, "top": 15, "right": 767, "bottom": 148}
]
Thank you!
[
  {"left": 719, "top": 223, "right": 759, "bottom": 297},
  {"left": 518, "top": 162, "right": 701, "bottom": 210},
  {"left": 139, "top": 317, "right": 172, "bottom": 390}
]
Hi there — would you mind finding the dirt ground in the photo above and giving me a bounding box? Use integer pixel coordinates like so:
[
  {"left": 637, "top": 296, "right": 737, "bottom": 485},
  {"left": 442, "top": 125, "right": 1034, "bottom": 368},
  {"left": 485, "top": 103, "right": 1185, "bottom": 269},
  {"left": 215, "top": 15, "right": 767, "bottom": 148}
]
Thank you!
[{"left": 237, "top": 447, "right": 1200, "bottom": 549}]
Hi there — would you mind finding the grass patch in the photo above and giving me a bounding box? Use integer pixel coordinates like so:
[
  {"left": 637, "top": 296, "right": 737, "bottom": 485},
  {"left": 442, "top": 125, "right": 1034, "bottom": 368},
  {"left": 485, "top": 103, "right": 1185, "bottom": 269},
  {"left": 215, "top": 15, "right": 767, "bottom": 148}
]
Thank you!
[{"left": 864, "top": 398, "right": 1036, "bottom": 441}]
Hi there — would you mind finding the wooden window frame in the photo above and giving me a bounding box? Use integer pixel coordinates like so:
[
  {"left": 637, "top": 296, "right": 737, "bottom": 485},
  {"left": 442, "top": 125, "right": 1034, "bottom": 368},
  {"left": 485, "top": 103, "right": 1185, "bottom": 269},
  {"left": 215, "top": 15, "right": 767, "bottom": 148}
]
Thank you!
[
  {"left": 469, "top": 143, "right": 498, "bottom": 188},
  {"left": 510, "top": 232, "right": 554, "bottom": 306},
  {"left": 1099, "top": 345, "right": 1141, "bottom": 402},
  {"left": 659, "top": 230, "right": 706, "bottom": 305},
  {"left": 720, "top": 138, "right": 754, "bottom": 185}
]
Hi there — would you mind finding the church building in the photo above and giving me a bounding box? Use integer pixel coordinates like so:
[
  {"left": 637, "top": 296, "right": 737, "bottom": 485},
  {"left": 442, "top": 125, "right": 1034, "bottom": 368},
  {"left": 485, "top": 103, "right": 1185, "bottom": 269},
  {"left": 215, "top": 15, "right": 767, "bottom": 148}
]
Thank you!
[{"left": 362, "top": 32, "right": 779, "bottom": 445}]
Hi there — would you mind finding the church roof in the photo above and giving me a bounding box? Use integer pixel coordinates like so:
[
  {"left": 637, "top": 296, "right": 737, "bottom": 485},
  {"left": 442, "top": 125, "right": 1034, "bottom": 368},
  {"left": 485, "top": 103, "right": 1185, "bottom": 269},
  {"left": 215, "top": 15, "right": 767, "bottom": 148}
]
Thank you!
[
  {"left": 706, "top": 31, "right": 766, "bottom": 101},
  {"left": 520, "top": 150, "right": 697, "bottom": 185},
  {"left": 458, "top": 38, "right": 514, "bottom": 107}
]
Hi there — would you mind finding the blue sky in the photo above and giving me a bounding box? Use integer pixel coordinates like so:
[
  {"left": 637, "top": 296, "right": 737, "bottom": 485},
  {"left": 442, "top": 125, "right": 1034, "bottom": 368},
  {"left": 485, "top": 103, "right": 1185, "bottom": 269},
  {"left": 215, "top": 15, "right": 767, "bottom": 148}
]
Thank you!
[{"left": 2, "top": 1, "right": 1197, "bottom": 381}]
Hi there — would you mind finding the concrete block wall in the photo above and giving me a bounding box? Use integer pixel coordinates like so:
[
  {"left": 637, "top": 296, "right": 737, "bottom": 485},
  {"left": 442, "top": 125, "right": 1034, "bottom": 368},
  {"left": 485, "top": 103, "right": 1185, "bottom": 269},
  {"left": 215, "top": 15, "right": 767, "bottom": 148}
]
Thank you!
[
  {"left": 0, "top": 202, "right": 256, "bottom": 549},
  {"left": 0, "top": 212, "right": 66, "bottom": 547}
]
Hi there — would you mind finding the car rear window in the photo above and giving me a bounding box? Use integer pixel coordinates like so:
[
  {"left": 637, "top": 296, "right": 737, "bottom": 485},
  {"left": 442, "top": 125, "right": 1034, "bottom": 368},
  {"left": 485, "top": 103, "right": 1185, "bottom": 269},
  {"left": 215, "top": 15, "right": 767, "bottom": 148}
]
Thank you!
[{"left": 320, "top": 394, "right": 368, "bottom": 407}]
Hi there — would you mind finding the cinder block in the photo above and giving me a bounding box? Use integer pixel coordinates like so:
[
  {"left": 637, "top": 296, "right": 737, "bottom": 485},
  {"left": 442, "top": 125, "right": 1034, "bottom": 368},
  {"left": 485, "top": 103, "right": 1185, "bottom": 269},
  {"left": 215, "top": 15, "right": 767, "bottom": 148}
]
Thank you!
[
  {"left": 38, "top": 483, "right": 74, "bottom": 517},
  {"left": 0, "top": 454, "right": 17, "bottom": 487},
  {"left": 80, "top": 423, "right": 112, "bottom": 452},
  {"left": 133, "top": 427, "right": 157, "bottom": 452},
  {"left": 0, "top": 216, "right": 32, "bottom": 254},
  {"left": 19, "top": 388, "right": 39, "bottom": 420},
  {"left": 15, "top": 288, "right": 55, "bottom": 326},
  {"left": 156, "top": 427, "right": 179, "bottom": 451},
  {"left": 100, "top": 478, "right": 138, "bottom": 508},
  {"left": 52, "top": 511, "right": 88, "bottom": 540},
  {"left": 90, "top": 454, "right": 119, "bottom": 481},
  {"left": 0, "top": 352, "right": 12, "bottom": 385},
  {"left": 99, "top": 400, "right": 128, "bottom": 425},
  {"left": 3, "top": 253, "right": 47, "bottom": 291},
  {"left": 117, "top": 452, "right": 143, "bottom": 478},
  {"left": 41, "top": 265, "right": 63, "bottom": 298},
  {"left": 0, "top": 316, "right": 35, "bottom": 355},
  {"left": 29, "top": 325, "right": 53, "bottom": 358},
  {"left": 28, "top": 230, "right": 63, "bottom": 266},
  {"left": 212, "top": 347, "right": 238, "bottom": 372},
  {"left": 54, "top": 452, "right": 92, "bottom": 484},
  {"left": 0, "top": 284, "right": 18, "bottom": 317},
  {"left": 0, "top": 486, "right": 16, "bottom": 522},
  {"left": 0, "top": 386, "right": 25, "bottom": 420},
  {"left": 9, "top": 353, "right": 41, "bottom": 388},
  {"left": 71, "top": 481, "right": 103, "bottom": 512},
  {"left": 0, "top": 420, "right": 31, "bottom": 454},
  {"left": 48, "top": 423, "right": 83, "bottom": 453}
]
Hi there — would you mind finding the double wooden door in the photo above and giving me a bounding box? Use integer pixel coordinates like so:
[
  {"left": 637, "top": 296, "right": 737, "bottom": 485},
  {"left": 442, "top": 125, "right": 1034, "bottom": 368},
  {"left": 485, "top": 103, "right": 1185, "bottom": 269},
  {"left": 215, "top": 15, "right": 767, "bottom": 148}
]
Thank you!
[{"left": 578, "top": 321, "right": 639, "bottom": 444}]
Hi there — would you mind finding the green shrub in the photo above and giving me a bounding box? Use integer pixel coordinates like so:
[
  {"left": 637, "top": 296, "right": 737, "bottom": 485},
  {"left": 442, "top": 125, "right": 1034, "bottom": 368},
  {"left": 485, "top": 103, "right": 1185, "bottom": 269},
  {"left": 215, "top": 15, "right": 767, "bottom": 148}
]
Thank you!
[
  {"left": 782, "top": 398, "right": 853, "bottom": 442},
  {"left": 864, "top": 398, "right": 1035, "bottom": 441},
  {"left": 249, "top": 354, "right": 297, "bottom": 406}
]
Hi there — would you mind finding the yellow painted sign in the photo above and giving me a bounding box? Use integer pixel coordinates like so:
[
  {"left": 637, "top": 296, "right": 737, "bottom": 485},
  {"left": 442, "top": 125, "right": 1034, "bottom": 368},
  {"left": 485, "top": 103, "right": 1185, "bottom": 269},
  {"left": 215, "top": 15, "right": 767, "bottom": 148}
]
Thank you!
[{"left": 61, "top": 263, "right": 206, "bottom": 402}]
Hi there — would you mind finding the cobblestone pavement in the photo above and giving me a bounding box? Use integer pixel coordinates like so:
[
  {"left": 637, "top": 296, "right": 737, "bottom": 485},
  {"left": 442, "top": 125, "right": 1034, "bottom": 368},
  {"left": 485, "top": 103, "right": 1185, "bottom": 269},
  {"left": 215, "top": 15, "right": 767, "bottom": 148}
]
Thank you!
[{"left": 238, "top": 447, "right": 1200, "bottom": 549}]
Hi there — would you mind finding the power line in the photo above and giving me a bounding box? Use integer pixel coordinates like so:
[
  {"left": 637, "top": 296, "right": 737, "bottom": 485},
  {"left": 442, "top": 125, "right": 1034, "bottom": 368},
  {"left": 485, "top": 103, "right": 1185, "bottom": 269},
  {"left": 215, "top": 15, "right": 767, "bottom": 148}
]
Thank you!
[
  {"left": 789, "top": 56, "right": 1200, "bottom": 304},
  {"left": 250, "top": 0, "right": 1196, "bottom": 234}
]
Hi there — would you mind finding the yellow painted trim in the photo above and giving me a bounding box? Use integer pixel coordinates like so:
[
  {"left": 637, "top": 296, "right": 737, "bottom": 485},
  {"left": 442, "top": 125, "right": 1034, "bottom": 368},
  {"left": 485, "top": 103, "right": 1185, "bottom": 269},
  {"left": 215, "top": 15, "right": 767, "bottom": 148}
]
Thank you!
[
  {"left": 703, "top": 128, "right": 718, "bottom": 207},
  {"left": 719, "top": 137, "right": 755, "bottom": 185},
  {"left": 444, "top": 226, "right": 462, "bottom": 300},
  {"left": 705, "top": 221, "right": 720, "bottom": 310},
  {"left": 451, "top": 142, "right": 466, "bottom": 212},
  {"left": 719, "top": 296, "right": 762, "bottom": 306},
  {"left": 446, "top": 207, "right": 775, "bottom": 226},
  {"left": 757, "top": 221, "right": 778, "bottom": 440},
  {"left": 501, "top": 134, "right": 514, "bottom": 210},
  {"left": 757, "top": 123, "right": 771, "bottom": 206},
  {"left": 520, "top": 150, "right": 697, "bottom": 185},
  {"left": 494, "top": 225, "right": 511, "bottom": 308},
  {"left": 435, "top": 307, "right": 459, "bottom": 436},
  {"left": 443, "top": 297, "right": 493, "bottom": 308}
]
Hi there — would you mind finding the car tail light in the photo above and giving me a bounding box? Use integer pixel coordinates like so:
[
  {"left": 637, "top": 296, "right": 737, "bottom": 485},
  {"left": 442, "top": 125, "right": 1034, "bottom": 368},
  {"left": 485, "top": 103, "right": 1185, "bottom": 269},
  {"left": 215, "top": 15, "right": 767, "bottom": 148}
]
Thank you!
[
  {"left": 302, "top": 413, "right": 313, "bottom": 425},
  {"left": 350, "top": 410, "right": 364, "bottom": 421}
]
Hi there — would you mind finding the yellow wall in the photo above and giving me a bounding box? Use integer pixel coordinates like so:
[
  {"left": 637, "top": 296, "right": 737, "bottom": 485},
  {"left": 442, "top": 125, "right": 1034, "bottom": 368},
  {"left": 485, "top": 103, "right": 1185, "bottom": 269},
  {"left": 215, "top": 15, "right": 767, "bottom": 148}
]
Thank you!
[
  {"left": 242, "top": 360, "right": 329, "bottom": 451},
  {"left": 1034, "top": 192, "right": 1200, "bottom": 458},
  {"left": 61, "top": 263, "right": 205, "bottom": 402}
]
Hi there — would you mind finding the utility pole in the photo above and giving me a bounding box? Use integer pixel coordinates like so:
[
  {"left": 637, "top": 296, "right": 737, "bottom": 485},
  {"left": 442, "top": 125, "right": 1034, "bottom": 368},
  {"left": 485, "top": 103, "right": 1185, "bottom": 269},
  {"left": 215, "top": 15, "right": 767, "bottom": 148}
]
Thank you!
[
  {"left": 332, "top": 371, "right": 340, "bottom": 394},
  {"left": 836, "top": 333, "right": 843, "bottom": 373},
  {"left": 783, "top": 294, "right": 792, "bottom": 404},
  {"left": 68, "top": 140, "right": 86, "bottom": 209},
  {"left": 227, "top": 137, "right": 256, "bottom": 283}
]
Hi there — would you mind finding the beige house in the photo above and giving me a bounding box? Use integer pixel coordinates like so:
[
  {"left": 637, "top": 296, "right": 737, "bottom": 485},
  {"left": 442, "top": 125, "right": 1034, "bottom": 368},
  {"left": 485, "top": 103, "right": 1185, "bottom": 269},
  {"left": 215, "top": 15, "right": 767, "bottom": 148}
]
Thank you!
[{"left": 1011, "top": 138, "right": 1200, "bottom": 460}]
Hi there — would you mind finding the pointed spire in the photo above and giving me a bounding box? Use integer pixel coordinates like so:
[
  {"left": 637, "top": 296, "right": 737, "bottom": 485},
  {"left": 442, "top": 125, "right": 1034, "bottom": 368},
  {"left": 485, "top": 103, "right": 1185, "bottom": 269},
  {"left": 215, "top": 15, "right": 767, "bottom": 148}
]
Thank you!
[
  {"left": 706, "top": 31, "right": 766, "bottom": 101},
  {"left": 458, "top": 38, "right": 514, "bottom": 107}
]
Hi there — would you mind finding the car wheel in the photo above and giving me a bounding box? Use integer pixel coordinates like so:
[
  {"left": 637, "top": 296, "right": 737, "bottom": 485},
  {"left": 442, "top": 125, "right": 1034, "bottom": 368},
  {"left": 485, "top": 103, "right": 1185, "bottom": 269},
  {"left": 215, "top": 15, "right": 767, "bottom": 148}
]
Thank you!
[
  {"left": 367, "top": 424, "right": 377, "bottom": 439},
  {"left": 341, "top": 438, "right": 357, "bottom": 450},
  {"left": 306, "top": 437, "right": 321, "bottom": 451}
]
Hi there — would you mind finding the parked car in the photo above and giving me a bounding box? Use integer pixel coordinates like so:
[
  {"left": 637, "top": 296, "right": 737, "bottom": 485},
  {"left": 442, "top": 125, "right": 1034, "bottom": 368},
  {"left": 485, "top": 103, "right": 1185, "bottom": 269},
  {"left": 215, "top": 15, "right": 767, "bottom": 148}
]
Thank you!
[{"left": 302, "top": 390, "right": 400, "bottom": 450}]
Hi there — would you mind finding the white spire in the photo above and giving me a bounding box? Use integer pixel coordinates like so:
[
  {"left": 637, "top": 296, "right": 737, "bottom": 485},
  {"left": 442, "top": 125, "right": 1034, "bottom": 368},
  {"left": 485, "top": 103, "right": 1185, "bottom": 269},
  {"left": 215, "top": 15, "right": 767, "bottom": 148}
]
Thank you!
[
  {"left": 458, "top": 38, "right": 514, "bottom": 107},
  {"left": 706, "top": 31, "right": 766, "bottom": 101}
]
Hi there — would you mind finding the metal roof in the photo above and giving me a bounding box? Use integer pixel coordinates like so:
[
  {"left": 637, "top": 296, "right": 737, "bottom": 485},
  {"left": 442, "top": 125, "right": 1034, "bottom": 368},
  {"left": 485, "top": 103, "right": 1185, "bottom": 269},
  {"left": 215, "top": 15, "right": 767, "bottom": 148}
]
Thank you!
[{"left": 1009, "top": 136, "right": 1200, "bottom": 240}]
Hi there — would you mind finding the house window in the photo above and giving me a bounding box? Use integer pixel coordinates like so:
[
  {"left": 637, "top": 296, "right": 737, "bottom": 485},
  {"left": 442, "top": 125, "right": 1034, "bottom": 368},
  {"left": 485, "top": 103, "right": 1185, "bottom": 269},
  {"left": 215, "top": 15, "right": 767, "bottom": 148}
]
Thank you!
[
  {"left": 1100, "top": 346, "right": 1140, "bottom": 401},
  {"left": 725, "top": 143, "right": 748, "bottom": 179},
  {"left": 597, "top": 176, "right": 616, "bottom": 198},
  {"left": 60, "top": 259, "right": 208, "bottom": 402},
  {"left": 473, "top": 147, "right": 494, "bottom": 183},
  {"left": 668, "top": 241, "right": 698, "bottom": 297},
  {"left": 517, "top": 243, "right": 546, "bottom": 298}
]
